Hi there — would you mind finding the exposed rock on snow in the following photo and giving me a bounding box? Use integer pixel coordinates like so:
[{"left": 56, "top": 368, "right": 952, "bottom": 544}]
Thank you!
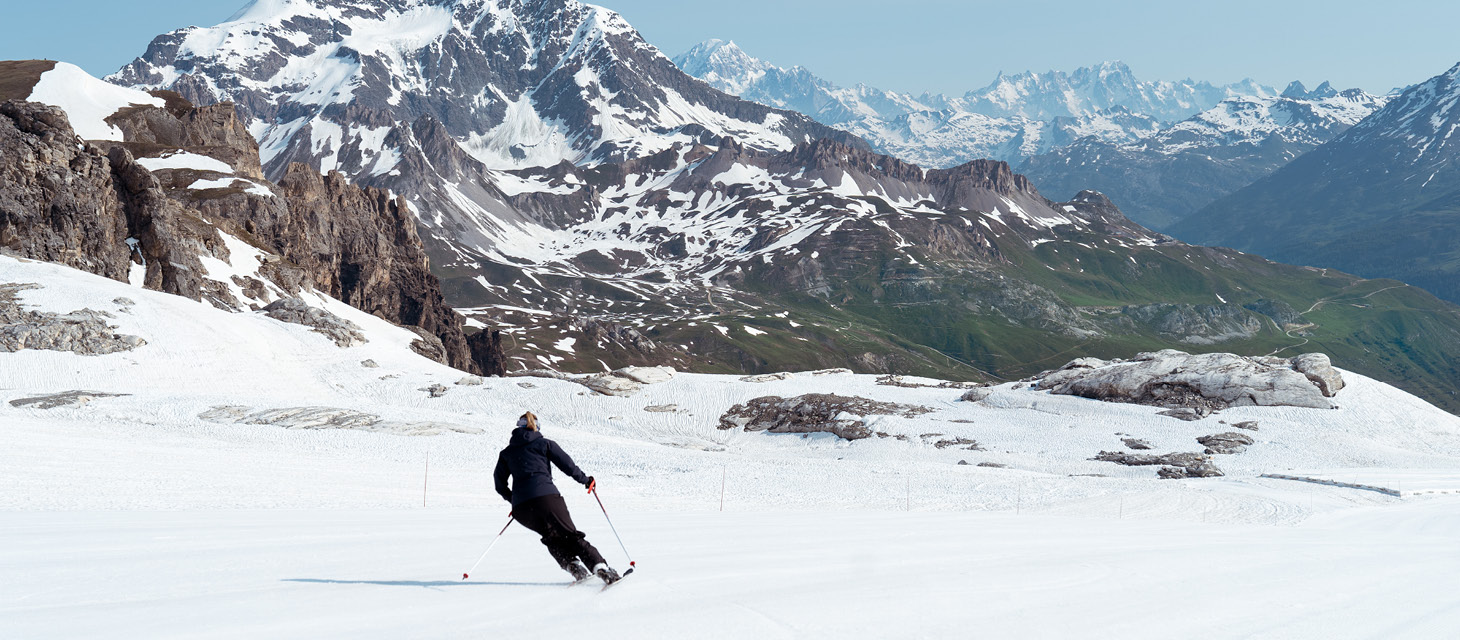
[
  {"left": 977, "top": 462, "right": 1009, "bottom": 468},
  {"left": 1198, "top": 432, "right": 1255, "bottom": 455},
  {"left": 612, "top": 366, "right": 675, "bottom": 384},
  {"left": 580, "top": 374, "right": 642, "bottom": 397},
  {"left": 1291, "top": 353, "right": 1345, "bottom": 397},
  {"left": 1232, "top": 420, "right": 1260, "bottom": 431},
  {"left": 360, "top": 359, "right": 379, "bottom": 368},
  {"left": 808, "top": 368, "right": 854, "bottom": 376},
  {"left": 741, "top": 372, "right": 793, "bottom": 383},
  {"left": 644, "top": 404, "right": 679, "bottom": 413},
  {"left": 1094, "top": 450, "right": 1224, "bottom": 478},
  {"left": 932, "top": 436, "right": 982, "bottom": 450},
  {"left": 878, "top": 375, "right": 983, "bottom": 389},
  {"left": 199, "top": 405, "right": 481, "bottom": 436},
  {"left": 1123, "top": 438, "right": 1154, "bottom": 450},
  {"left": 455, "top": 376, "right": 484, "bottom": 386},
  {"left": 1035, "top": 350, "right": 1340, "bottom": 410},
  {"left": 960, "top": 388, "right": 994, "bottom": 403},
  {"left": 261, "top": 298, "right": 365, "bottom": 348},
  {"left": 1, "top": 283, "right": 146, "bottom": 355},
  {"left": 9, "top": 390, "right": 129, "bottom": 410},
  {"left": 1158, "top": 407, "right": 1212, "bottom": 422},
  {"left": 405, "top": 327, "right": 448, "bottom": 364},
  {"left": 719, "top": 394, "right": 934, "bottom": 441},
  {"left": 420, "top": 384, "right": 449, "bottom": 398}
]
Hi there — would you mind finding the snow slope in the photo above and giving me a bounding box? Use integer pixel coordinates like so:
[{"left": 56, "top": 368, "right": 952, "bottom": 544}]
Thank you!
[
  {"left": 3, "top": 255, "right": 1460, "bottom": 637},
  {"left": 24, "top": 62, "right": 162, "bottom": 141}
]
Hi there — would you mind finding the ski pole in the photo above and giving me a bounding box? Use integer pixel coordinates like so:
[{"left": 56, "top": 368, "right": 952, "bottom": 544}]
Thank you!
[
  {"left": 591, "top": 487, "right": 636, "bottom": 575},
  {"left": 462, "top": 515, "right": 514, "bottom": 580}
]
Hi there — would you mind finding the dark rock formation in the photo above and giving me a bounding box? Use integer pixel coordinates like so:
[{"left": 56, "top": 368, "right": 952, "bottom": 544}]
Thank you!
[
  {"left": 718, "top": 393, "right": 934, "bottom": 440},
  {"left": 262, "top": 297, "right": 365, "bottom": 347},
  {"left": 1094, "top": 450, "right": 1224, "bottom": 478},
  {"left": 0, "top": 101, "right": 132, "bottom": 279},
  {"left": 9, "top": 390, "right": 129, "bottom": 409},
  {"left": 1123, "top": 438, "right": 1153, "bottom": 450},
  {"left": 1198, "top": 432, "right": 1255, "bottom": 455}
]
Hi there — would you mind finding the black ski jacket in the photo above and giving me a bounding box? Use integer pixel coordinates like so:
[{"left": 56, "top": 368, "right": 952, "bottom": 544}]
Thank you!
[{"left": 494, "top": 427, "right": 591, "bottom": 506}]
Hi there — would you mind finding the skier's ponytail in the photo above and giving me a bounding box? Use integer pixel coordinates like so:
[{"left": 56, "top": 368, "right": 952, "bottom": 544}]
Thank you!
[{"left": 519, "top": 411, "right": 539, "bottom": 431}]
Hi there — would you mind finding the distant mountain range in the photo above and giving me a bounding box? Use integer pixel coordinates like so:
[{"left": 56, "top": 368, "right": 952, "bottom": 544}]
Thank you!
[
  {"left": 673, "top": 40, "right": 1390, "bottom": 231},
  {"left": 1023, "top": 82, "right": 1390, "bottom": 228},
  {"left": 1176, "top": 62, "right": 1460, "bottom": 304}
]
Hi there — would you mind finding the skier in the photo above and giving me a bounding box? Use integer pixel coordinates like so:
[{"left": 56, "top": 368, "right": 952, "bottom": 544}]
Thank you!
[{"left": 494, "top": 411, "right": 622, "bottom": 585}]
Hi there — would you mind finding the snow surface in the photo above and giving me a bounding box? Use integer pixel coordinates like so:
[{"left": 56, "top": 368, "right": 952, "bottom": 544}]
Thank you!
[
  {"left": 3, "top": 255, "right": 1460, "bottom": 637},
  {"left": 24, "top": 62, "right": 163, "bottom": 141}
]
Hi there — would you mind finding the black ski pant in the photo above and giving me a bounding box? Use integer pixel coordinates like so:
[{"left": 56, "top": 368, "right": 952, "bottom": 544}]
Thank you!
[{"left": 513, "top": 494, "right": 606, "bottom": 570}]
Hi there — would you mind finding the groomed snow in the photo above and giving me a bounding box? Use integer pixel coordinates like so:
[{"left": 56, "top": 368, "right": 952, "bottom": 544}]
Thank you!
[{"left": 3, "top": 255, "right": 1460, "bottom": 638}]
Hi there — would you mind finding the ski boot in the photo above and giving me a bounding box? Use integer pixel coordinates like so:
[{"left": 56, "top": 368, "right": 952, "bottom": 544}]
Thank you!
[
  {"left": 593, "top": 562, "right": 621, "bottom": 585},
  {"left": 564, "top": 560, "right": 592, "bottom": 583}
]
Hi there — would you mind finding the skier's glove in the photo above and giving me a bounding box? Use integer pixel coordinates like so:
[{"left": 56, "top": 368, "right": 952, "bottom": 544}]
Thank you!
[{"left": 586, "top": 477, "right": 596, "bottom": 493}]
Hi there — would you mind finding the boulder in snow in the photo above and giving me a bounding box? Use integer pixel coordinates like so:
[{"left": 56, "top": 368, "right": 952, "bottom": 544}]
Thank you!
[
  {"left": 581, "top": 374, "right": 642, "bottom": 397},
  {"left": 455, "top": 376, "right": 485, "bottom": 386},
  {"left": 419, "top": 384, "right": 449, "bottom": 398},
  {"left": 1197, "top": 432, "right": 1255, "bottom": 455},
  {"left": 741, "top": 372, "right": 793, "bottom": 383},
  {"left": 1093, "top": 450, "right": 1224, "bottom": 478},
  {"left": 262, "top": 298, "right": 365, "bottom": 348},
  {"left": 611, "top": 366, "right": 675, "bottom": 384},
  {"left": 718, "top": 394, "right": 934, "bottom": 441},
  {"left": 1035, "top": 349, "right": 1339, "bottom": 410}
]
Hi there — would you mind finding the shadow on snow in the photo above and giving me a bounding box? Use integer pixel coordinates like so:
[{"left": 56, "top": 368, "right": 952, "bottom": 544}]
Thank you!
[{"left": 284, "top": 578, "right": 573, "bottom": 588}]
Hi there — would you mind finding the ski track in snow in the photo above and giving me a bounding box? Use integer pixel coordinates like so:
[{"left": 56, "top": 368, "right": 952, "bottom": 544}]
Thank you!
[{"left": 3, "top": 255, "right": 1460, "bottom": 638}]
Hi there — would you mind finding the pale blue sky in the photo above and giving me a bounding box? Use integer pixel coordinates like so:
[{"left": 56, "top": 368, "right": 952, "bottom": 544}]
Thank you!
[{"left": 2, "top": 0, "right": 1455, "bottom": 95}]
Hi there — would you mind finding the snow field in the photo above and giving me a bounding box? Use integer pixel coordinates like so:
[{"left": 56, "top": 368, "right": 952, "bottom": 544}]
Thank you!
[
  {"left": 4, "top": 255, "right": 1460, "bottom": 637},
  {"left": 3, "top": 505, "right": 1459, "bottom": 639}
]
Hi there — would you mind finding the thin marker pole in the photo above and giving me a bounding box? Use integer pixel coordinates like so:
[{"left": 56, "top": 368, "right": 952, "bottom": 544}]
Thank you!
[
  {"left": 720, "top": 467, "right": 727, "bottom": 512},
  {"left": 905, "top": 476, "right": 911, "bottom": 512}
]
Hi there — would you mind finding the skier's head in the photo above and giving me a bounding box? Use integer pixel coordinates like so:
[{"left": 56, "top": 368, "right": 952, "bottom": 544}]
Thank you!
[{"left": 517, "top": 412, "right": 539, "bottom": 431}]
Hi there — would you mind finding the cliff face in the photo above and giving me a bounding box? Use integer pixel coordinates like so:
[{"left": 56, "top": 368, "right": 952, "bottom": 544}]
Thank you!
[{"left": 0, "top": 94, "right": 501, "bottom": 375}]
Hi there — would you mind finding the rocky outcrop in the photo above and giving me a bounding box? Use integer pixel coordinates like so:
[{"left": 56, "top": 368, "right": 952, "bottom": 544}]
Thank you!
[
  {"left": 718, "top": 394, "right": 934, "bottom": 440},
  {"left": 0, "top": 94, "right": 504, "bottom": 375},
  {"left": 1093, "top": 451, "right": 1224, "bottom": 478},
  {"left": 9, "top": 390, "right": 129, "bottom": 409},
  {"left": 199, "top": 405, "right": 480, "bottom": 436},
  {"left": 271, "top": 164, "right": 479, "bottom": 372},
  {"left": 1123, "top": 438, "right": 1153, "bottom": 450},
  {"left": 1035, "top": 350, "right": 1341, "bottom": 410},
  {"left": 1, "top": 283, "right": 145, "bottom": 355},
  {"left": 261, "top": 298, "right": 365, "bottom": 347},
  {"left": 1290, "top": 353, "right": 1345, "bottom": 397},
  {"left": 1198, "top": 432, "right": 1255, "bottom": 455},
  {"left": 0, "top": 101, "right": 132, "bottom": 279}
]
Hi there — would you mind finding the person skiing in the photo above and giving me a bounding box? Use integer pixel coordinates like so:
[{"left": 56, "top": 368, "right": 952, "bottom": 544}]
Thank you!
[{"left": 494, "top": 411, "right": 621, "bottom": 585}]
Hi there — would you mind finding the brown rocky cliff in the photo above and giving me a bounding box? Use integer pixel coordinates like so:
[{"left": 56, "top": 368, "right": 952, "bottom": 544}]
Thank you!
[
  {"left": 273, "top": 164, "right": 485, "bottom": 373},
  {"left": 0, "top": 97, "right": 504, "bottom": 375}
]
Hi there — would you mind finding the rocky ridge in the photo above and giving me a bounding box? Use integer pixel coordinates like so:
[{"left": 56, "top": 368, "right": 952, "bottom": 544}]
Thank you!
[{"left": 0, "top": 61, "right": 501, "bottom": 374}]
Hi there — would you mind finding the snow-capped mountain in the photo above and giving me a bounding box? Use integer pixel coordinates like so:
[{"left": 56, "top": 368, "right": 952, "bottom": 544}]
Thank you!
[
  {"left": 1023, "top": 85, "right": 1390, "bottom": 229},
  {"left": 964, "top": 62, "right": 1274, "bottom": 123},
  {"left": 86, "top": 3, "right": 1460, "bottom": 411},
  {"left": 113, "top": 0, "right": 860, "bottom": 175},
  {"left": 1175, "top": 61, "right": 1460, "bottom": 303},
  {"left": 673, "top": 41, "right": 1268, "bottom": 167}
]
